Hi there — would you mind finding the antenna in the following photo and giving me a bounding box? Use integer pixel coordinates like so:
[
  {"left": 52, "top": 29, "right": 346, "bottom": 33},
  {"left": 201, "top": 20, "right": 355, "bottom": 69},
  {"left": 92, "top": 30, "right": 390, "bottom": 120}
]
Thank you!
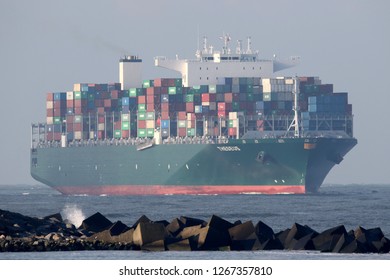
[
  {"left": 219, "top": 32, "right": 231, "bottom": 55},
  {"left": 246, "top": 36, "right": 252, "bottom": 54},
  {"left": 197, "top": 24, "right": 200, "bottom": 53},
  {"left": 236, "top": 40, "right": 242, "bottom": 54}
]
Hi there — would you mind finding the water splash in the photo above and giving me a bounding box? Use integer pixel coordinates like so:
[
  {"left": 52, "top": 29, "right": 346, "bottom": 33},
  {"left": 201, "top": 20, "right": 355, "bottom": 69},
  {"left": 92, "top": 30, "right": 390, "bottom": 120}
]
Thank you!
[{"left": 61, "top": 204, "right": 85, "bottom": 228}]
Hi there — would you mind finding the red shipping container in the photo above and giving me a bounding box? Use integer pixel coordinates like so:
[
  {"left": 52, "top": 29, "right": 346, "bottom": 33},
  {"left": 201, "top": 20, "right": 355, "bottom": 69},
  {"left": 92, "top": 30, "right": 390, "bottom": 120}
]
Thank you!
[
  {"left": 202, "top": 93, "right": 210, "bottom": 102},
  {"left": 161, "top": 103, "right": 169, "bottom": 112},
  {"left": 138, "top": 96, "right": 146, "bottom": 104},
  {"left": 218, "top": 111, "right": 226, "bottom": 118},
  {"left": 121, "top": 130, "right": 130, "bottom": 138},
  {"left": 66, "top": 100, "right": 74, "bottom": 108},
  {"left": 228, "top": 127, "right": 237, "bottom": 136},
  {"left": 46, "top": 109, "right": 53, "bottom": 117},
  {"left": 114, "top": 122, "right": 121, "bottom": 130},
  {"left": 66, "top": 115, "right": 74, "bottom": 123},
  {"left": 111, "top": 90, "right": 119, "bottom": 99},
  {"left": 98, "top": 107, "right": 105, "bottom": 114},
  {"left": 97, "top": 131, "right": 104, "bottom": 139},
  {"left": 186, "top": 102, "right": 194, "bottom": 112},
  {"left": 138, "top": 120, "right": 146, "bottom": 129},
  {"left": 147, "top": 103, "right": 155, "bottom": 112},
  {"left": 178, "top": 127, "right": 186, "bottom": 137},
  {"left": 98, "top": 116, "right": 105, "bottom": 123},
  {"left": 168, "top": 79, "right": 175, "bottom": 87},
  {"left": 73, "top": 123, "right": 82, "bottom": 131},
  {"left": 161, "top": 111, "right": 169, "bottom": 119},
  {"left": 67, "top": 123, "right": 73, "bottom": 132},
  {"left": 218, "top": 102, "right": 226, "bottom": 111},
  {"left": 160, "top": 87, "right": 169, "bottom": 94},
  {"left": 209, "top": 93, "right": 216, "bottom": 102},
  {"left": 147, "top": 95, "right": 154, "bottom": 103},
  {"left": 146, "top": 87, "right": 154, "bottom": 95},
  {"left": 154, "top": 78, "right": 162, "bottom": 87},
  {"left": 104, "top": 99, "right": 111, "bottom": 107},
  {"left": 46, "top": 93, "right": 54, "bottom": 101},
  {"left": 224, "top": 93, "right": 233, "bottom": 103},
  {"left": 178, "top": 111, "right": 187, "bottom": 120}
]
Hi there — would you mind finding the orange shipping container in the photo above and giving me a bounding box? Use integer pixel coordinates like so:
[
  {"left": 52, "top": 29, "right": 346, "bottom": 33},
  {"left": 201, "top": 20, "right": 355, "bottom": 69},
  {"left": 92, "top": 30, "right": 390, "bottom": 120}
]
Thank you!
[
  {"left": 138, "top": 96, "right": 146, "bottom": 104},
  {"left": 138, "top": 120, "right": 146, "bottom": 129},
  {"left": 178, "top": 111, "right": 187, "bottom": 120},
  {"left": 228, "top": 127, "right": 237, "bottom": 136}
]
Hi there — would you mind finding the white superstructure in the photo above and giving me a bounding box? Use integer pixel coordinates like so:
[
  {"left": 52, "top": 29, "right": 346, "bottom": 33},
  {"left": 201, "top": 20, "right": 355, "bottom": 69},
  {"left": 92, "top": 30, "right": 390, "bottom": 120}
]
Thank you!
[
  {"left": 119, "top": 55, "right": 142, "bottom": 90},
  {"left": 155, "top": 35, "right": 300, "bottom": 87}
]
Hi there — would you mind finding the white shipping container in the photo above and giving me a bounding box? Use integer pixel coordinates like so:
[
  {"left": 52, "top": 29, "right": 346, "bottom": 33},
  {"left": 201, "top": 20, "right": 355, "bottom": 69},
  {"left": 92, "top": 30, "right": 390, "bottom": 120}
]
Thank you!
[
  {"left": 146, "top": 120, "right": 155, "bottom": 129},
  {"left": 66, "top": 91, "right": 74, "bottom": 100},
  {"left": 229, "top": 112, "right": 238, "bottom": 119},
  {"left": 73, "top": 84, "right": 81, "bottom": 92},
  {"left": 122, "top": 114, "right": 130, "bottom": 121},
  {"left": 98, "top": 123, "right": 105, "bottom": 130},
  {"left": 262, "top": 84, "right": 271, "bottom": 93},
  {"left": 46, "top": 117, "right": 53, "bottom": 125},
  {"left": 74, "top": 131, "right": 82, "bottom": 140},
  {"left": 46, "top": 101, "right": 53, "bottom": 109},
  {"left": 285, "top": 78, "right": 294, "bottom": 85}
]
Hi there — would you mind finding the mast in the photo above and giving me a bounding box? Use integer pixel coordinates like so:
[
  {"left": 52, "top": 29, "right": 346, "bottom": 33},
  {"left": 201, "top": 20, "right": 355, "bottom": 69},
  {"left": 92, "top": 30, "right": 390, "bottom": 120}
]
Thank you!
[{"left": 287, "top": 77, "right": 300, "bottom": 137}]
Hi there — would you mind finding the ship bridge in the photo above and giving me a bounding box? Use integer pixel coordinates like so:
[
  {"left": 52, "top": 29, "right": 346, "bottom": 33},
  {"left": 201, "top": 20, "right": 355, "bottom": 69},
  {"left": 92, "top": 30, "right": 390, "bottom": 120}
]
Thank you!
[{"left": 155, "top": 35, "right": 300, "bottom": 87}]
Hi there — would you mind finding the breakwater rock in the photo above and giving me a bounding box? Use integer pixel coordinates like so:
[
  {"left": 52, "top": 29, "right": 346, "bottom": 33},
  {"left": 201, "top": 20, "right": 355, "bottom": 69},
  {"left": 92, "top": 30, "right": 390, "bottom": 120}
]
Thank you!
[{"left": 1, "top": 209, "right": 389, "bottom": 253}]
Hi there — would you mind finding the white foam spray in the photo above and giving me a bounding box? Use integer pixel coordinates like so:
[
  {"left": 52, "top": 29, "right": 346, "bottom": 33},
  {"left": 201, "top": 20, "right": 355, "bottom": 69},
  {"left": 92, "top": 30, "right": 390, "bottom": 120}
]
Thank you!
[{"left": 61, "top": 204, "right": 85, "bottom": 228}]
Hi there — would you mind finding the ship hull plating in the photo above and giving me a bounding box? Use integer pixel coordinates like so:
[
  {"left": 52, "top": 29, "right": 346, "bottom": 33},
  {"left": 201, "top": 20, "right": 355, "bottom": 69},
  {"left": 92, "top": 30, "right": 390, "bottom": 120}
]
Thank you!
[{"left": 30, "top": 138, "right": 357, "bottom": 195}]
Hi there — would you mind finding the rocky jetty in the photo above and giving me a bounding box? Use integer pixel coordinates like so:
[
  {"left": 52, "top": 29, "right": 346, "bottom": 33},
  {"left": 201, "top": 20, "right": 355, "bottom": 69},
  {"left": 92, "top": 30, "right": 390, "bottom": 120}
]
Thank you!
[{"left": 1, "top": 209, "right": 389, "bottom": 253}]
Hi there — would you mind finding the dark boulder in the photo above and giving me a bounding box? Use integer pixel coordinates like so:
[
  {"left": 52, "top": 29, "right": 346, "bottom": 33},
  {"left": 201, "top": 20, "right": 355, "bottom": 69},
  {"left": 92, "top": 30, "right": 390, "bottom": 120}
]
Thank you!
[
  {"left": 312, "top": 225, "right": 347, "bottom": 252},
  {"left": 255, "top": 220, "right": 275, "bottom": 244},
  {"left": 208, "top": 215, "right": 234, "bottom": 231},
  {"left": 166, "top": 218, "right": 185, "bottom": 237},
  {"left": 229, "top": 221, "right": 261, "bottom": 250},
  {"left": 79, "top": 212, "right": 112, "bottom": 233},
  {"left": 133, "top": 222, "right": 167, "bottom": 247}
]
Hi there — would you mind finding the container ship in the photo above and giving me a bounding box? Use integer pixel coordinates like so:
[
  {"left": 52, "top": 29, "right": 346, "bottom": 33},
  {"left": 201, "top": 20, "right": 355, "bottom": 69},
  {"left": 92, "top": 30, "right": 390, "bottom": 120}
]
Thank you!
[{"left": 30, "top": 35, "right": 357, "bottom": 195}]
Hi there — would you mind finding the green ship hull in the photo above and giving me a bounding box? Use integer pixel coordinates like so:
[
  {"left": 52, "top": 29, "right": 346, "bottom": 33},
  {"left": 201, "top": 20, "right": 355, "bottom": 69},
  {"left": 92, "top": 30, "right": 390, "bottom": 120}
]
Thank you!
[{"left": 30, "top": 137, "right": 357, "bottom": 195}]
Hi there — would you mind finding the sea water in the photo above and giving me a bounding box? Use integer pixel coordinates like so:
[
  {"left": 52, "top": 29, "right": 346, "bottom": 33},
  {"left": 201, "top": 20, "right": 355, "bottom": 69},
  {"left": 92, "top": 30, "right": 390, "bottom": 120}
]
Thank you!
[{"left": 0, "top": 184, "right": 389, "bottom": 260}]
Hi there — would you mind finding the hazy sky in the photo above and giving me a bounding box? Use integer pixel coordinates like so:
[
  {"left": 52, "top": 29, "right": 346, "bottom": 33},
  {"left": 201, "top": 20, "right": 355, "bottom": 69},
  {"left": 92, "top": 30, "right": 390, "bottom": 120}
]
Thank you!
[{"left": 0, "top": 0, "right": 389, "bottom": 185}]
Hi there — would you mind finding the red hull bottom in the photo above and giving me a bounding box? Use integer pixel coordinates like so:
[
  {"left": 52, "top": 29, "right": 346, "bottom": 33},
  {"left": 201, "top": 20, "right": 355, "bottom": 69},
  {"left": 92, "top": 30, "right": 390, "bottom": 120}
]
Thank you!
[{"left": 53, "top": 185, "right": 306, "bottom": 195}]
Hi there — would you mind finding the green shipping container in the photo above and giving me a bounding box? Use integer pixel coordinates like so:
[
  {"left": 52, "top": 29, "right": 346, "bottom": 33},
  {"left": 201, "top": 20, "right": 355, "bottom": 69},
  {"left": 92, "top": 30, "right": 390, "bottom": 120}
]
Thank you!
[
  {"left": 185, "top": 95, "right": 194, "bottom": 102},
  {"left": 122, "top": 121, "right": 130, "bottom": 130},
  {"left": 122, "top": 114, "right": 130, "bottom": 122},
  {"left": 138, "top": 104, "right": 146, "bottom": 111},
  {"left": 146, "top": 128, "right": 154, "bottom": 137},
  {"left": 114, "top": 130, "right": 121, "bottom": 139},
  {"left": 129, "top": 88, "right": 137, "bottom": 97},
  {"left": 138, "top": 112, "right": 146, "bottom": 120},
  {"left": 187, "top": 128, "right": 195, "bottom": 136},
  {"left": 74, "top": 91, "right": 82, "bottom": 99},
  {"left": 146, "top": 112, "right": 155, "bottom": 120},
  {"left": 53, "top": 117, "right": 62, "bottom": 124},
  {"left": 178, "top": 120, "right": 186, "bottom": 128},
  {"left": 138, "top": 129, "right": 146, "bottom": 137},
  {"left": 168, "top": 87, "right": 177, "bottom": 95},
  {"left": 74, "top": 115, "right": 82, "bottom": 123},
  {"left": 209, "top": 85, "right": 217, "bottom": 93},
  {"left": 143, "top": 80, "right": 154, "bottom": 88}
]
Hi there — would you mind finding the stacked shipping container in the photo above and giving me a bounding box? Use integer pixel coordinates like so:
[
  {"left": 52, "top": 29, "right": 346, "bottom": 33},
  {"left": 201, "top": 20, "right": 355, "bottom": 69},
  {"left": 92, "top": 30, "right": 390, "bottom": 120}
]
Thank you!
[{"left": 45, "top": 77, "right": 353, "bottom": 141}]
